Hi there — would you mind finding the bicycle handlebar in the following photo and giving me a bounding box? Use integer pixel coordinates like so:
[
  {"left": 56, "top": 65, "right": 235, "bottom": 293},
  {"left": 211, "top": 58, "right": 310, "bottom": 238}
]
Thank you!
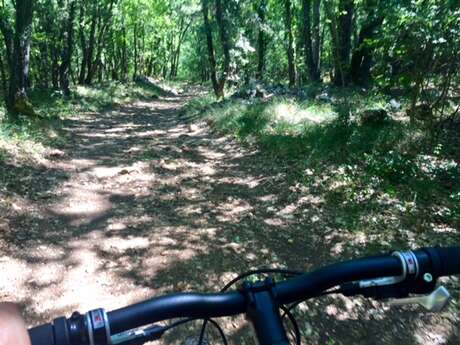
[
  {"left": 108, "top": 292, "right": 246, "bottom": 334},
  {"left": 107, "top": 254, "right": 402, "bottom": 333},
  {"left": 28, "top": 246, "right": 460, "bottom": 345}
]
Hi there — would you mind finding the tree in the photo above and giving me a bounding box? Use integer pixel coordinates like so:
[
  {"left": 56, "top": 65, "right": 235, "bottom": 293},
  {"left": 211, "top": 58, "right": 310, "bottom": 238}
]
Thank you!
[
  {"left": 325, "top": 0, "right": 354, "bottom": 86},
  {"left": 201, "top": 0, "right": 230, "bottom": 99},
  {"left": 350, "top": 0, "right": 384, "bottom": 86},
  {"left": 283, "top": 0, "right": 296, "bottom": 88},
  {"left": 256, "top": 0, "right": 267, "bottom": 80},
  {"left": 59, "top": 0, "right": 77, "bottom": 96},
  {"left": 301, "top": 0, "right": 321, "bottom": 82},
  {"left": 0, "top": 0, "right": 35, "bottom": 119}
]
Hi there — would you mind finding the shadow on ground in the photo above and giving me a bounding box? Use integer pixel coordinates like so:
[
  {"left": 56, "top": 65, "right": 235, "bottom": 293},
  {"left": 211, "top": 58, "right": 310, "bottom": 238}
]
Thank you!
[{"left": 0, "top": 92, "right": 459, "bottom": 345}]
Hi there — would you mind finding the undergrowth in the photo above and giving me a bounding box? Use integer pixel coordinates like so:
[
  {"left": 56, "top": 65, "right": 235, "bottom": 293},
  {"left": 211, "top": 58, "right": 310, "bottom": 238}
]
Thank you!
[{"left": 185, "top": 92, "right": 460, "bottom": 249}]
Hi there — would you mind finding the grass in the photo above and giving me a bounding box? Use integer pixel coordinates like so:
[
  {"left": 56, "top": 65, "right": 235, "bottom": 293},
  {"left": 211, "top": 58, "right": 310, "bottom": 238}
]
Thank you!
[
  {"left": 0, "top": 78, "right": 168, "bottom": 164},
  {"left": 185, "top": 90, "right": 460, "bottom": 249}
]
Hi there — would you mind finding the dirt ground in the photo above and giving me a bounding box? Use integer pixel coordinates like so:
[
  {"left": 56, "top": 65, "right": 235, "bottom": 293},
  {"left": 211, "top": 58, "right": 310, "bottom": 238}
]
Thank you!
[{"left": 0, "top": 92, "right": 459, "bottom": 344}]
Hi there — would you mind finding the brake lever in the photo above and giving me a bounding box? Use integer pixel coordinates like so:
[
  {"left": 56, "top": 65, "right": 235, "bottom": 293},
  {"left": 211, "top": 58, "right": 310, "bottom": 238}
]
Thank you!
[
  {"left": 111, "top": 325, "right": 165, "bottom": 345},
  {"left": 388, "top": 286, "right": 451, "bottom": 312}
]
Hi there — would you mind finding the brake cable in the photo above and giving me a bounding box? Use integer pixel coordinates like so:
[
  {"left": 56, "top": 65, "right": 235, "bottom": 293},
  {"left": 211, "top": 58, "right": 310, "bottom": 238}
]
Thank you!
[
  {"left": 282, "top": 287, "right": 343, "bottom": 318},
  {"left": 279, "top": 306, "right": 301, "bottom": 345}
]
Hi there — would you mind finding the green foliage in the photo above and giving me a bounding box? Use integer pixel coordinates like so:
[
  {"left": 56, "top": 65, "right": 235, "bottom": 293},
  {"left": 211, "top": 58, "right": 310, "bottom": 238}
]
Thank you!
[
  {"left": 374, "top": 0, "right": 460, "bottom": 118},
  {"left": 364, "top": 150, "right": 416, "bottom": 184},
  {"left": 186, "top": 91, "right": 460, "bottom": 234},
  {"left": 0, "top": 116, "right": 61, "bottom": 161}
]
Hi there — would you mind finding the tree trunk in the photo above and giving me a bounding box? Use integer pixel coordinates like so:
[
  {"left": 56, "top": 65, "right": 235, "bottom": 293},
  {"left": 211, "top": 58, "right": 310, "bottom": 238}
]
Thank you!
[
  {"left": 256, "top": 0, "right": 267, "bottom": 80},
  {"left": 284, "top": 0, "right": 296, "bottom": 88},
  {"left": 201, "top": 0, "right": 221, "bottom": 98},
  {"left": 0, "top": 51, "right": 7, "bottom": 100},
  {"left": 301, "top": 0, "right": 314, "bottom": 81},
  {"left": 133, "top": 21, "right": 138, "bottom": 80},
  {"left": 90, "top": 0, "right": 114, "bottom": 83},
  {"left": 311, "top": 0, "right": 321, "bottom": 81},
  {"left": 170, "top": 19, "right": 191, "bottom": 78},
  {"left": 78, "top": 1, "right": 87, "bottom": 84},
  {"left": 51, "top": 45, "right": 59, "bottom": 89},
  {"left": 215, "top": 0, "right": 230, "bottom": 96},
  {"left": 350, "top": 6, "right": 384, "bottom": 86},
  {"left": 333, "top": 0, "right": 354, "bottom": 86},
  {"left": 1, "top": 0, "right": 34, "bottom": 119},
  {"left": 60, "top": 0, "right": 75, "bottom": 95},
  {"left": 84, "top": 4, "right": 98, "bottom": 85},
  {"left": 121, "top": 21, "right": 127, "bottom": 80},
  {"left": 38, "top": 40, "right": 50, "bottom": 88},
  {"left": 0, "top": 16, "right": 13, "bottom": 103}
]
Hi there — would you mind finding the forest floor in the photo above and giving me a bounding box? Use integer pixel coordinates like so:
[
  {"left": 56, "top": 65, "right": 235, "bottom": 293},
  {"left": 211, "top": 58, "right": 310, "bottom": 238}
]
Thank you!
[{"left": 0, "top": 84, "right": 459, "bottom": 345}]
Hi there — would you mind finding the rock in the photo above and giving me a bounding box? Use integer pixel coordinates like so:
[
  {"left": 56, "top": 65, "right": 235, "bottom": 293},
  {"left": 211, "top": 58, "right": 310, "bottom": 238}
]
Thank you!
[
  {"left": 389, "top": 99, "right": 401, "bottom": 111},
  {"left": 255, "top": 85, "right": 266, "bottom": 98},
  {"left": 47, "top": 149, "right": 66, "bottom": 159},
  {"left": 13, "top": 94, "right": 39, "bottom": 117},
  {"left": 119, "top": 168, "right": 131, "bottom": 175},
  {"left": 134, "top": 75, "right": 150, "bottom": 83},
  {"left": 316, "top": 92, "right": 332, "bottom": 102},
  {"left": 189, "top": 124, "right": 199, "bottom": 132},
  {"left": 360, "top": 108, "right": 389, "bottom": 125}
]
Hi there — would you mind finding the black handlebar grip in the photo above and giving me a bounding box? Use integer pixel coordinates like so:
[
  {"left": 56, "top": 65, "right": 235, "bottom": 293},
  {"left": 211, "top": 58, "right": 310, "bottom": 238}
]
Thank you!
[
  {"left": 434, "top": 246, "right": 460, "bottom": 276},
  {"left": 28, "top": 324, "right": 55, "bottom": 345}
]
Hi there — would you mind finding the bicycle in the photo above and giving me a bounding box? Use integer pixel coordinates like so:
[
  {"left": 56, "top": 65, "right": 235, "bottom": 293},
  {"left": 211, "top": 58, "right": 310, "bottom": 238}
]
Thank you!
[{"left": 28, "top": 246, "right": 460, "bottom": 345}]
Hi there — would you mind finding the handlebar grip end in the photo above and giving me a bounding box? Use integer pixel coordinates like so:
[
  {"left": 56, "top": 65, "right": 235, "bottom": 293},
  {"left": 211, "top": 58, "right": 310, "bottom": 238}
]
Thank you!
[
  {"left": 28, "top": 324, "right": 55, "bottom": 345},
  {"left": 434, "top": 246, "right": 460, "bottom": 277}
]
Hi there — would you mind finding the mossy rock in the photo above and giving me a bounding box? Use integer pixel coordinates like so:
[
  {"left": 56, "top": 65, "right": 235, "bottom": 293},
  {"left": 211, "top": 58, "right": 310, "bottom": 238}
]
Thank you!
[{"left": 13, "top": 95, "right": 38, "bottom": 117}]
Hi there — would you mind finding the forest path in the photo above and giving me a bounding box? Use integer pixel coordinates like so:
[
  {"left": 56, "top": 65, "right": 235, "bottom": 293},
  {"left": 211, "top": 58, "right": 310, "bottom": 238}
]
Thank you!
[{"left": 1, "top": 92, "right": 456, "bottom": 344}]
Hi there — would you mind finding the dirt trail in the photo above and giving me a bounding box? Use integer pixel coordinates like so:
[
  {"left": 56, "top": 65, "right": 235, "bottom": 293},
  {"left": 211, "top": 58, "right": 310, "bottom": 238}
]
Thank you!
[{"left": 1, "top": 93, "right": 458, "bottom": 344}]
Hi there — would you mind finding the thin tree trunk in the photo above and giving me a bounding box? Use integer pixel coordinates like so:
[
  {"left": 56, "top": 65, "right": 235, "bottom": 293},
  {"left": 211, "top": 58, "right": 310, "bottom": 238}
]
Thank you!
[
  {"left": 302, "top": 0, "right": 315, "bottom": 81},
  {"left": 215, "top": 0, "right": 230, "bottom": 96},
  {"left": 133, "top": 21, "right": 138, "bottom": 79},
  {"left": 0, "top": 51, "right": 7, "bottom": 99},
  {"left": 90, "top": 0, "right": 114, "bottom": 83},
  {"left": 333, "top": 0, "right": 354, "bottom": 85},
  {"left": 0, "top": 16, "right": 13, "bottom": 103},
  {"left": 78, "top": 1, "right": 87, "bottom": 84},
  {"left": 201, "top": 0, "right": 220, "bottom": 98},
  {"left": 256, "top": 0, "right": 267, "bottom": 80},
  {"left": 60, "top": 0, "right": 76, "bottom": 95},
  {"left": 325, "top": 0, "right": 345, "bottom": 86},
  {"left": 121, "top": 21, "right": 127, "bottom": 80},
  {"left": 51, "top": 45, "right": 59, "bottom": 89},
  {"left": 311, "top": 0, "right": 321, "bottom": 80},
  {"left": 284, "top": 0, "right": 296, "bottom": 88},
  {"left": 84, "top": 4, "right": 98, "bottom": 84},
  {"left": 171, "top": 19, "right": 191, "bottom": 78}
]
